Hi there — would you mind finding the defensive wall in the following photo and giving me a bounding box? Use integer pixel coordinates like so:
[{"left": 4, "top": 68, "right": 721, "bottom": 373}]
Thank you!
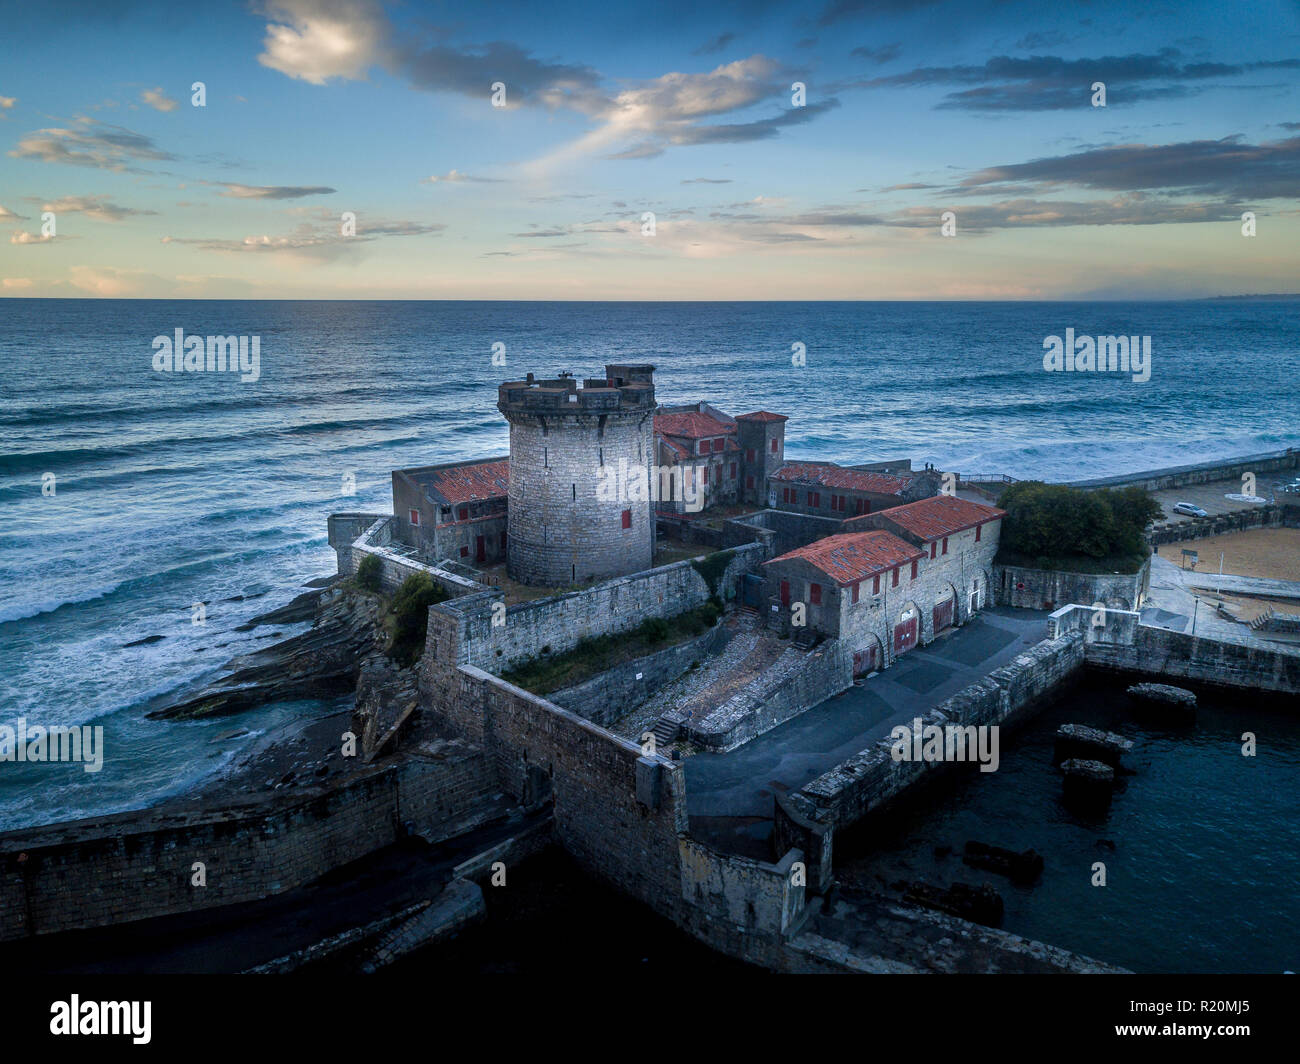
[
  {"left": 419, "top": 613, "right": 813, "bottom": 968},
  {"left": 994, "top": 558, "right": 1150, "bottom": 611},
  {"left": 1148, "top": 502, "right": 1299, "bottom": 548},
  {"left": 0, "top": 741, "right": 494, "bottom": 942}
]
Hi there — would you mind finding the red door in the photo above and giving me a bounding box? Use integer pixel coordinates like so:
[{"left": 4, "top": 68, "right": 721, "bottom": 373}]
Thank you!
[
  {"left": 933, "top": 596, "right": 954, "bottom": 633},
  {"left": 780, "top": 579, "right": 791, "bottom": 607},
  {"left": 853, "top": 645, "right": 879, "bottom": 676},
  {"left": 475, "top": 535, "right": 485, "bottom": 563},
  {"left": 894, "top": 615, "right": 918, "bottom": 654}
]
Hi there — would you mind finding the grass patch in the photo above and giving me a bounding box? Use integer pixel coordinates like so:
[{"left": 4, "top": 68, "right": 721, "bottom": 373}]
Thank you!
[{"left": 501, "top": 600, "right": 722, "bottom": 695}]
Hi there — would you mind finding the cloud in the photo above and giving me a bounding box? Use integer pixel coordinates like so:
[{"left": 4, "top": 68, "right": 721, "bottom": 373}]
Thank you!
[
  {"left": 818, "top": 0, "right": 941, "bottom": 27},
  {"left": 422, "top": 170, "right": 504, "bottom": 184},
  {"left": 41, "top": 195, "right": 156, "bottom": 221},
  {"left": 538, "top": 56, "right": 838, "bottom": 166},
  {"left": 0, "top": 96, "right": 15, "bottom": 108},
  {"left": 682, "top": 177, "right": 733, "bottom": 184},
  {"left": 850, "top": 43, "right": 901, "bottom": 64},
  {"left": 958, "top": 135, "right": 1300, "bottom": 200},
  {"left": 10, "top": 230, "right": 60, "bottom": 245},
  {"left": 257, "top": 0, "right": 390, "bottom": 84},
  {"left": 886, "top": 195, "right": 1244, "bottom": 230},
  {"left": 9, "top": 118, "right": 175, "bottom": 171},
  {"left": 68, "top": 265, "right": 165, "bottom": 296},
  {"left": 836, "top": 48, "right": 1300, "bottom": 111},
  {"left": 0, "top": 204, "right": 27, "bottom": 219},
  {"left": 217, "top": 182, "right": 336, "bottom": 199},
  {"left": 693, "top": 33, "right": 736, "bottom": 56},
  {"left": 2, "top": 278, "right": 35, "bottom": 288},
  {"left": 163, "top": 217, "right": 445, "bottom": 262},
  {"left": 140, "top": 87, "right": 178, "bottom": 112}
]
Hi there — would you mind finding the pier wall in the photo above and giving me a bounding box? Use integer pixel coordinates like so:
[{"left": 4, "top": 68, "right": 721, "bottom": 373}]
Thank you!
[
  {"left": 781, "top": 634, "right": 1086, "bottom": 836},
  {"left": 1149, "top": 503, "right": 1298, "bottom": 548},
  {"left": 1067, "top": 447, "right": 1299, "bottom": 492}
]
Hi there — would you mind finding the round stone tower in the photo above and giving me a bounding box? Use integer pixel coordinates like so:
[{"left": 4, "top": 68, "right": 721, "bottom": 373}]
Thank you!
[{"left": 498, "top": 363, "right": 656, "bottom": 587}]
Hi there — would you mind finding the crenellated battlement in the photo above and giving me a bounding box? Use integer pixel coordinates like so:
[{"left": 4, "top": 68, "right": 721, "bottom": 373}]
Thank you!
[{"left": 497, "top": 365, "right": 655, "bottom": 419}]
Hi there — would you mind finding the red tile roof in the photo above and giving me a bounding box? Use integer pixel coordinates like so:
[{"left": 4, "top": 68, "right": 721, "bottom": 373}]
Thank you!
[
  {"left": 765, "top": 530, "right": 923, "bottom": 585},
  {"left": 772, "top": 462, "right": 910, "bottom": 495},
  {"left": 735, "top": 410, "right": 788, "bottom": 422},
  {"left": 655, "top": 410, "right": 736, "bottom": 440},
  {"left": 421, "top": 459, "right": 509, "bottom": 505},
  {"left": 855, "top": 494, "right": 1005, "bottom": 540}
]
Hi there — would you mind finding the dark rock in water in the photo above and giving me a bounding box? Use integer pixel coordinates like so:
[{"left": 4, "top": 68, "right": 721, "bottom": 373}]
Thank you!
[
  {"left": 962, "top": 841, "right": 1044, "bottom": 884},
  {"left": 122, "top": 634, "right": 166, "bottom": 648},
  {"left": 1096, "top": 838, "right": 1116, "bottom": 852},
  {"left": 1055, "top": 723, "right": 1134, "bottom": 768},
  {"left": 235, "top": 587, "right": 329, "bottom": 631},
  {"left": 1127, "top": 682, "right": 1197, "bottom": 719},
  {"left": 934, "top": 844, "right": 953, "bottom": 859},
  {"left": 1061, "top": 758, "right": 1115, "bottom": 810},
  {"left": 209, "top": 728, "right": 250, "bottom": 744},
  {"left": 901, "top": 880, "right": 1004, "bottom": 928},
  {"left": 147, "top": 584, "right": 384, "bottom": 719}
]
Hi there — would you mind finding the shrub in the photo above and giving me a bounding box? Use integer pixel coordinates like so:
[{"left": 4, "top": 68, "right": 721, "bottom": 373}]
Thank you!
[
  {"left": 356, "top": 554, "right": 383, "bottom": 592},
  {"left": 388, "top": 572, "right": 448, "bottom": 667},
  {"left": 998, "top": 481, "right": 1156, "bottom": 565},
  {"left": 639, "top": 617, "right": 671, "bottom": 644}
]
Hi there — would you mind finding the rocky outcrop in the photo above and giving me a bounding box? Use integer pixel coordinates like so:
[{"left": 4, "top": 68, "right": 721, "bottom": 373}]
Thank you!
[
  {"left": 1054, "top": 723, "right": 1134, "bottom": 768},
  {"left": 1126, "top": 682, "right": 1197, "bottom": 719},
  {"left": 962, "top": 841, "right": 1044, "bottom": 885},
  {"left": 149, "top": 583, "right": 387, "bottom": 719}
]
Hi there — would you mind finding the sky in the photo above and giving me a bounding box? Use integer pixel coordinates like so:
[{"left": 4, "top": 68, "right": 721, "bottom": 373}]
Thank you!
[{"left": 1, "top": 0, "right": 1298, "bottom": 300}]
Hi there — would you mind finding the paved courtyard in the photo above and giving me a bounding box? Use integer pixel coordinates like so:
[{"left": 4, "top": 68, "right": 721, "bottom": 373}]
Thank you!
[{"left": 683, "top": 606, "right": 1049, "bottom": 856}]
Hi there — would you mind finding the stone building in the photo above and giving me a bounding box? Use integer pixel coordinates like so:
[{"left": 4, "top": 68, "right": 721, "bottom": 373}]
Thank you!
[
  {"left": 763, "top": 494, "right": 1004, "bottom": 676},
  {"left": 769, "top": 461, "right": 941, "bottom": 518},
  {"left": 499, "top": 364, "right": 657, "bottom": 587},
  {"left": 736, "top": 411, "right": 788, "bottom": 506},
  {"left": 391, "top": 458, "right": 509, "bottom": 565},
  {"left": 654, "top": 403, "right": 741, "bottom": 513}
]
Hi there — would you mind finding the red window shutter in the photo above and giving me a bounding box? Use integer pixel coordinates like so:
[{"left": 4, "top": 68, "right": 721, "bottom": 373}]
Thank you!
[
  {"left": 911, "top": 560, "right": 918, "bottom": 580},
  {"left": 892, "top": 567, "right": 899, "bottom": 587},
  {"left": 942, "top": 537, "right": 949, "bottom": 555},
  {"left": 457, "top": 506, "right": 468, "bottom": 521},
  {"left": 703, "top": 467, "right": 710, "bottom": 485},
  {"left": 771, "top": 438, "right": 778, "bottom": 453},
  {"left": 814, "top": 492, "right": 821, "bottom": 508},
  {"left": 621, "top": 509, "right": 632, "bottom": 529},
  {"left": 409, "top": 509, "right": 420, "bottom": 526},
  {"left": 780, "top": 579, "right": 790, "bottom": 606},
  {"left": 873, "top": 575, "right": 880, "bottom": 595},
  {"left": 730, "top": 462, "right": 736, "bottom": 479},
  {"left": 747, "top": 475, "right": 754, "bottom": 489},
  {"left": 810, "top": 582, "right": 822, "bottom": 605},
  {"left": 851, "top": 581, "right": 860, "bottom": 604},
  {"left": 930, "top": 542, "right": 937, "bottom": 559},
  {"left": 976, "top": 524, "right": 982, "bottom": 542}
]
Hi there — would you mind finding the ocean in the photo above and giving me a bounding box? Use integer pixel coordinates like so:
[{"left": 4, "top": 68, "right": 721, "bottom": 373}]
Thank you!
[{"left": 1, "top": 298, "right": 1297, "bottom": 830}]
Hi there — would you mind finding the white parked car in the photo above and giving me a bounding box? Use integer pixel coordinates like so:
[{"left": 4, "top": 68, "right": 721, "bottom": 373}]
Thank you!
[{"left": 1172, "top": 502, "right": 1208, "bottom": 517}]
